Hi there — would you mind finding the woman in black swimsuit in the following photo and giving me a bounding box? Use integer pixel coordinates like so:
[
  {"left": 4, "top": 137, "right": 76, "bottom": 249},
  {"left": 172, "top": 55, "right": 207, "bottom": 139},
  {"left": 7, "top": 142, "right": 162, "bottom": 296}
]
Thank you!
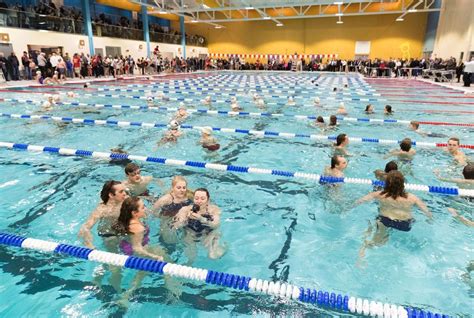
[
  {"left": 153, "top": 176, "right": 193, "bottom": 244},
  {"left": 173, "top": 188, "right": 226, "bottom": 264}
]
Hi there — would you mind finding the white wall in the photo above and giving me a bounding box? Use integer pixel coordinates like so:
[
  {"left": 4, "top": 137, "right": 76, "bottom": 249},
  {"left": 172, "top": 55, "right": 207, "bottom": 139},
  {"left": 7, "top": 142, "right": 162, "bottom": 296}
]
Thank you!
[
  {"left": 432, "top": 0, "right": 474, "bottom": 61},
  {"left": 2, "top": 27, "right": 208, "bottom": 58}
]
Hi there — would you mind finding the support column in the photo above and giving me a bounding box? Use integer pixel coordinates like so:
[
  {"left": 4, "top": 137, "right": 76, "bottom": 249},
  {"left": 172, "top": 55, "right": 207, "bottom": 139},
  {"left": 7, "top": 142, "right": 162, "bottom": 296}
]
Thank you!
[
  {"left": 180, "top": 16, "right": 186, "bottom": 59},
  {"left": 81, "top": 0, "right": 94, "bottom": 56},
  {"left": 141, "top": 5, "right": 150, "bottom": 58}
]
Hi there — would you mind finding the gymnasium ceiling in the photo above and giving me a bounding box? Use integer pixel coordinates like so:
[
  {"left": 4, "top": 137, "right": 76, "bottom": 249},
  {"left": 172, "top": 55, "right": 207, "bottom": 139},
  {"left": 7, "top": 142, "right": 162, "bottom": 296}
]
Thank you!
[{"left": 103, "top": 0, "right": 441, "bottom": 27}]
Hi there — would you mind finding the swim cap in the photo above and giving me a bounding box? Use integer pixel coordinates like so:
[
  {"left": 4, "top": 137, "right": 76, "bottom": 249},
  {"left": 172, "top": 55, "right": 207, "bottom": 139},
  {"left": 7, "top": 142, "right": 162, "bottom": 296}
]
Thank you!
[
  {"left": 42, "top": 101, "right": 51, "bottom": 108},
  {"left": 314, "top": 97, "right": 320, "bottom": 104},
  {"left": 339, "top": 102, "right": 345, "bottom": 108},
  {"left": 147, "top": 96, "right": 154, "bottom": 102},
  {"left": 201, "top": 126, "right": 212, "bottom": 135},
  {"left": 179, "top": 102, "right": 185, "bottom": 108},
  {"left": 169, "top": 120, "right": 180, "bottom": 130}
]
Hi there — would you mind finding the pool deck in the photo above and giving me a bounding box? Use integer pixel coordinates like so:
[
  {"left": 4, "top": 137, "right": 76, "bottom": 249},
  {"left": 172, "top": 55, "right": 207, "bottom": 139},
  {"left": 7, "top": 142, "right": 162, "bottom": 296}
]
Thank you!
[{"left": 1, "top": 72, "right": 473, "bottom": 95}]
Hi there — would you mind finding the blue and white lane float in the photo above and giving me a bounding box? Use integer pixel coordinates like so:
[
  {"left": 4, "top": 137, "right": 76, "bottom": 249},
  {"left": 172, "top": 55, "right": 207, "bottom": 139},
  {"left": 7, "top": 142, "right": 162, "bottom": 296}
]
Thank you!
[
  {"left": 0, "top": 142, "right": 472, "bottom": 197},
  {"left": 96, "top": 87, "right": 382, "bottom": 97},
  {"left": 0, "top": 233, "right": 450, "bottom": 318},
  {"left": 3, "top": 98, "right": 473, "bottom": 127},
  {"left": 2, "top": 113, "right": 473, "bottom": 150}
]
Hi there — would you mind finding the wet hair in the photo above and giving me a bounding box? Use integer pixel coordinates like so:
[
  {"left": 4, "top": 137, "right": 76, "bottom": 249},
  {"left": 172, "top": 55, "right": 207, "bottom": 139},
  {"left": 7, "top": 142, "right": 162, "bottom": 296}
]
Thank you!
[
  {"left": 333, "top": 87, "right": 337, "bottom": 92},
  {"left": 125, "top": 163, "right": 140, "bottom": 175},
  {"left": 463, "top": 164, "right": 474, "bottom": 179},
  {"left": 335, "top": 133, "right": 347, "bottom": 146},
  {"left": 381, "top": 171, "right": 407, "bottom": 199},
  {"left": 114, "top": 197, "right": 141, "bottom": 235},
  {"left": 400, "top": 138, "right": 412, "bottom": 152},
  {"left": 385, "top": 105, "right": 393, "bottom": 114},
  {"left": 410, "top": 121, "right": 419, "bottom": 129},
  {"left": 384, "top": 161, "right": 398, "bottom": 173},
  {"left": 194, "top": 188, "right": 210, "bottom": 201},
  {"left": 331, "top": 155, "right": 342, "bottom": 169},
  {"left": 448, "top": 137, "right": 460, "bottom": 145},
  {"left": 344, "top": 84, "right": 348, "bottom": 88},
  {"left": 316, "top": 116, "right": 324, "bottom": 123},
  {"left": 365, "top": 105, "right": 373, "bottom": 112},
  {"left": 100, "top": 180, "right": 121, "bottom": 204},
  {"left": 329, "top": 115, "right": 337, "bottom": 126},
  {"left": 170, "top": 175, "right": 194, "bottom": 199}
]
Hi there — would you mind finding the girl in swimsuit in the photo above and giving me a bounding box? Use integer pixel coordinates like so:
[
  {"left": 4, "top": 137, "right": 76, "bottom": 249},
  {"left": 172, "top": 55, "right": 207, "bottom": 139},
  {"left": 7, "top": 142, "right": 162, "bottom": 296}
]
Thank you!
[
  {"left": 173, "top": 188, "right": 226, "bottom": 263},
  {"left": 153, "top": 176, "right": 193, "bottom": 244}
]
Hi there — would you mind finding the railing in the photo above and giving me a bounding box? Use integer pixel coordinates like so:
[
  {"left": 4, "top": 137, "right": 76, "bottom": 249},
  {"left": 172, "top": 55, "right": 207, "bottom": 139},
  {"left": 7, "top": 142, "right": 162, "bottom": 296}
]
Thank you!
[{"left": 0, "top": 8, "right": 207, "bottom": 47}]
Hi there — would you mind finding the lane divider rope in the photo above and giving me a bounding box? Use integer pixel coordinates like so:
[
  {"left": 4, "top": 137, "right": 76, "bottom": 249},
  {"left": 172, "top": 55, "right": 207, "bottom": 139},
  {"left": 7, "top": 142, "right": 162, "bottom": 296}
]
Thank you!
[
  {"left": 0, "top": 141, "right": 472, "bottom": 197},
  {"left": 2, "top": 98, "right": 472, "bottom": 127},
  {"left": 0, "top": 233, "right": 450, "bottom": 318},
  {"left": 2, "top": 112, "right": 473, "bottom": 149}
]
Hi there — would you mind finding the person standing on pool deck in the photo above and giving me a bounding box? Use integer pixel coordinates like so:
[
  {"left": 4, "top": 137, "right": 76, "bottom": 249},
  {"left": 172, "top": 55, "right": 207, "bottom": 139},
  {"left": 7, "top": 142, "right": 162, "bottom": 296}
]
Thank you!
[
  {"left": 444, "top": 137, "right": 468, "bottom": 165},
  {"left": 355, "top": 171, "right": 432, "bottom": 261}
]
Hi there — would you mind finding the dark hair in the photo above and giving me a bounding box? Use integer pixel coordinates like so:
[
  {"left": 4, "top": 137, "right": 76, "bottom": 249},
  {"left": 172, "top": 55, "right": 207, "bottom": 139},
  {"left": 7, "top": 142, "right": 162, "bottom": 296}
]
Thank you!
[
  {"left": 384, "top": 161, "right": 398, "bottom": 173},
  {"left": 194, "top": 188, "right": 210, "bottom": 201},
  {"left": 125, "top": 163, "right": 140, "bottom": 175},
  {"left": 448, "top": 137, "right": 460, "bottom": 145},
  {"left": 114, "top": 197, "right": 141, "bottom": 235},
  {"left": 365, "top": 104, "right": 373, "bottom": 112},
  {"left": 333, "top": 87, "right": 337, "bottom": 92},
  {"left": 463, "top": 164, "right": 474, "bottom": 179},
  {"left": 329, "top": 115, "right": 337, "bottom": 126},
  {"left": 335, "top": 133, "right": 347, "bottom": 146},
  {"left": 316, "top": 116, "right": 324, "bottom": 123},
  {"left": 331, "top": 155, "right": 342, "bottom": 169},
  {"left": 400, "top": 138, "right": 412, "bottom": 152},
  {"left": 100, "top": 180, "right": 121, "bottom": 204},
  {"left": 410, "top": 121, "right": 419, "bottom": 129},
  {"left": 381, "top": 171, "right": 407, "bottom": 199},
  {"left": 385, "top": 105, "right": 392, "bottom": 113}
]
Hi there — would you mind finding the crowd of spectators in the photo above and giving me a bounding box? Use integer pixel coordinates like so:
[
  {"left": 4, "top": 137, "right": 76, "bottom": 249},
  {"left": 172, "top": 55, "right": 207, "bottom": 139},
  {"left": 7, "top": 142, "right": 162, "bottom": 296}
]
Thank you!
[{"left": 0, "top": 1, "right": 206, "bottom": 46}]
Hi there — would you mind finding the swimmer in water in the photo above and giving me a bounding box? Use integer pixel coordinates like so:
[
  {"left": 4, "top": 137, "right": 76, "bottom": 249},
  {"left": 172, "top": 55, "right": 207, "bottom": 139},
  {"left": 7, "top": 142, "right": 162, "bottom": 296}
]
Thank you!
[
  {"left": 337, "top": 102, "right": 348, "bottom": 115},
  {"left": 122, "top": 163, "right": 165, "bottom": 198},
  {"left": 384, "top": 105, "right": 393, "bottom": 115},
  {"left": 328, "top": 115, "right": 338, "bottom": 128},
  {"left": 173, "top": 103, "right": 188, "bottom": 124},
  {"left": 434, "top": 163, "right": 474, "bottom": 189},
  {"left": 78, "top": 180, "right": 128, "bottom": 291},
  {"left": 314, "top": 97, "right": 320, "bottom": 106},
  {"left": 202, "top": 95, "right": 212, "bottom": 106},
  {"left": 146, "top": 96, "right": 154, "bottom": 105},
  {"left": 230, "top": 96, "right": 242, "bottom": 111},
  {"left": 199, "top": 126, "right": 220, "bottom": 151},
  {"left": 287, "top": 96, "right": 296, "bottom": 106},
  {"left": 323, "top": 155, "right": 347, "bottom": 178},
  {"left": 408, "top": 121, "right": 447, "bottom": 138},
  {"left": 355, "top": 171, "right": 432, "bottom": 262},
  {"left": 365, "top": 104, "right": 374, "bottom": 114},
  {"left": 444, "top": 137, "right": 468, "bottom": 165},
  {"left": 157, "top": 120, "right": 183, "bottom": 146},
  {"left": 173, "top": 188, "right": 226, "bottom": 262},
  {"left": 384, "top": 138, "right": 416, "bottom": 161},
  {"left": 314, "top": 116, "right": 325, "bottom": 128},
  {"left": 334, "top": 133, "right": 351, "bottom": 156},
  {"left": 255, "top": 98, "right": 265, "bottom": 108},
  {"left": 66, "top": 91, "right": 76, "bottom": 98}
]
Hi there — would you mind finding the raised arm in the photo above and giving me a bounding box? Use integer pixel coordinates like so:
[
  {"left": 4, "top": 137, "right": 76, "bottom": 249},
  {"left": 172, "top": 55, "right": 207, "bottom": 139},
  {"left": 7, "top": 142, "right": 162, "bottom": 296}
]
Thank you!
[{"left": 78, "top": 206, "right": 102, "bottom": 249}]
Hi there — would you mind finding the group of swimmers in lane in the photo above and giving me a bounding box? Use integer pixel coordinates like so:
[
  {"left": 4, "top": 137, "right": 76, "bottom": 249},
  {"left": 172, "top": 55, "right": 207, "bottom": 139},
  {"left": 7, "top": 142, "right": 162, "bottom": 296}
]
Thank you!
[
  {"left": 77, "top": 164, "right": 226, "bottom": 301},
  {"left": 319, "top": 131, "right": 473, "bottom": 263}
]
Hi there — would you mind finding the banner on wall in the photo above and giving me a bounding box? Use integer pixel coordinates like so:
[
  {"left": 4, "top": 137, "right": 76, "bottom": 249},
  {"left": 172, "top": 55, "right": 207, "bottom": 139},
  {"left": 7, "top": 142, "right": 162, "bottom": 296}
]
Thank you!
[{"left": 207, "top": 53, "right": 339, "bottom": 59}]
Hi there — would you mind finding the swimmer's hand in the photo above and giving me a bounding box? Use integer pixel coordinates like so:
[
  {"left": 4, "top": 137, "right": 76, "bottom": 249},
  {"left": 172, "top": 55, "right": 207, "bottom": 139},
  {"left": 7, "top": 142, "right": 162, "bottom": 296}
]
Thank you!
[{"left": 154, "top": 255, "right": 164, "bottom": 261}]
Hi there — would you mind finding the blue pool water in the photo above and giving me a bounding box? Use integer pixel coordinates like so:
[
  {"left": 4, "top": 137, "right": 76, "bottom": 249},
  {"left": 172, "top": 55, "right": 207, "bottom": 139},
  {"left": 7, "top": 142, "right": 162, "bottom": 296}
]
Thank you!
[{"left": 0, "top": 72, "right": 473, "bottom": 317}]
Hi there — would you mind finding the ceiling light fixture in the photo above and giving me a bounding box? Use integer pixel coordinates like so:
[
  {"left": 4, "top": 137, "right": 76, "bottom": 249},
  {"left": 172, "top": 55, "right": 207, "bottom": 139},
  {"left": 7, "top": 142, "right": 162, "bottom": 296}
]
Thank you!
[
  {"left": 158, "top": 10, "right": 167, "bottom": 14},
  {"left": 396, "top": 17, "right": 404, "bottom": 21},
  {"left": 334, "top": 1, "right": 343, "bottom": 5},
  {"left": 245, "top": 6, "right": 254, "bottom": 10},
  {"left": 335, "top": 13, "right": 343, "bottom": 16},
  {"left": 263, "top": 16, "right": 271, "bottom": 20},
  {"left": 215, "top": 25, "right": 222, "bottom": 29},
  {"left": 337, "top": 20, "right": 343, "bottom": 24},
  {"left": 191, "top": 19, "right": 198, "bottom": 23},
  {"left": 408, "top": 9, "right": 418, "bottom": 12},
  {"left": 276, "top": 23, "right": 283, "bottom": 27}
]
